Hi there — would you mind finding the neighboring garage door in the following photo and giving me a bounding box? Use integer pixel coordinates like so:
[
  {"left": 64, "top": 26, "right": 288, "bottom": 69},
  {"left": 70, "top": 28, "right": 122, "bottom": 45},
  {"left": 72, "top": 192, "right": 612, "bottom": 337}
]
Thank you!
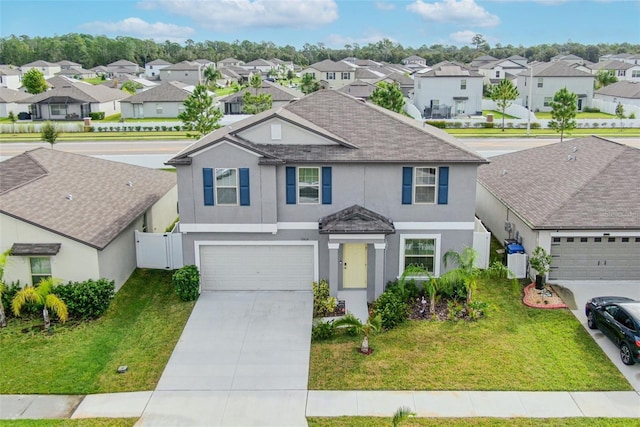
[
  {"left": 549, "top": 236, "right": 640, "bottom": 280},
  {"left": 199, "top": 243, "right": 315, "bottom": 291}
]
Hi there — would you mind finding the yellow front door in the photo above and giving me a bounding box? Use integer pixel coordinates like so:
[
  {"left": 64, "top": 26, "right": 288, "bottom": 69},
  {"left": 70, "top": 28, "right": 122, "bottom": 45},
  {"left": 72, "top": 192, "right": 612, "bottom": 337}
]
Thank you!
[{"left": 343, "top": 244, "right": 368, "bottom": 288}]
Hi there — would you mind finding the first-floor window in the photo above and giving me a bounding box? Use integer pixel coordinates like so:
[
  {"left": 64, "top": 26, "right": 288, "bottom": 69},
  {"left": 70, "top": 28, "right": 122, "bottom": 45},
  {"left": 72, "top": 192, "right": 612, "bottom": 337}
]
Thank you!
[
  {"left": 543, "top": 97, "right": 552, "bottom": 107},
  {"left": 215, "top": 168, "right": 238, "bottom": 205},
  {"left": 50, "top": 104, "right": 67, "bottom": 116},
  {"left": 298, "top": 167, "right": 319, "bottom": 204},
  {"left": 632, "top": 70, "right": 640, "bottom": 78},
  {"left": 156, "top": 103, "right": 163, "bottom": 114},
  {"left": 403, "top": 238, "right": 436, "bottom": 275},
  {"left": 30, "top": 257, "right": 51, "bottom": 285}
]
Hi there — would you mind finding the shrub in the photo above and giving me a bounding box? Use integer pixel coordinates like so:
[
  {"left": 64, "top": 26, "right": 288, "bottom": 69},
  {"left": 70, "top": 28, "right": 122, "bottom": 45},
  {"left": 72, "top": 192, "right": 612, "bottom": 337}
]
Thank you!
[
  {"left": 54, "top": 279, "right": 115, "bottom": 320},
  {"left": 530, "top": 122, "right": 541, "bottom": 129},
  {"left": 311, "top": 320, "right": 335, "bottom": 341},
  {"left": 584, "top": 107, "right": 600, "bottom": 113},
  {"left": 312, "top": 279, "right": 337, "bottom": 317},
  {"left": 172, "top": 265, "right": 200, "bottom": 301},
  {"left": 89, "top": 112, "right": 105, "bottom": 120},
  {"left": 629, "top": 112, "right": 636, "bottom": 119},
  {"left": 373, "top": 290, "right": 407, "bottom": 330},
  {"left": 425, "top": 120, "right": 446, "bottom": 129},
  {"left": 135, "top": 126, "right": 142, "bottom": 132},
  {"left": 467, "top": 300, "right": 489, "bottom": 321},
  {"left": 87, "top": 126, "right": 95, "bottom": 132},
  {"left": 482, "top": 122, "right": 494, "bottom": 128},
  {"left": 161, "top": 126, "right": 167, "bottom": 131},
  {"left": 386, "top": 278, "right": 420, "bottom": 302},
  {"left": 447, "top": 299, "right": 464, "bottom": 321},
  {"left": 1, "top": 281, "right": 27, "bottom": 319},
  {"left": 174, "top": 125, "right": 181, "bottom": 131},
  {"left": 592, "top": 122, "right": 599, "bottom": 128},
  {"left": 438, "top": 278, "right": 467, "bottom": 301}
]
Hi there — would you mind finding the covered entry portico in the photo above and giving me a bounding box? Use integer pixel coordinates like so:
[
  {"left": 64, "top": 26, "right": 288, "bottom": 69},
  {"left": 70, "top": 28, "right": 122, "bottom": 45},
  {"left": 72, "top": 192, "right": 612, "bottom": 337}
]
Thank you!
[{"left": 319, "top": 205, "right": 395, "bottom": 302}]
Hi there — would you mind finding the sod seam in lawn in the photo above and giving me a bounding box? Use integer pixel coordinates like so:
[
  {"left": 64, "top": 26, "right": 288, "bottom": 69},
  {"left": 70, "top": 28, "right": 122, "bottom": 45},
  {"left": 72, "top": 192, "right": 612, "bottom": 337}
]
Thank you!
[
  {"left": 0, "top": 269, "right": 195, "bottom": 394},
  {"left": 309, "top": 277, "right": 632, "bottom": 391}
]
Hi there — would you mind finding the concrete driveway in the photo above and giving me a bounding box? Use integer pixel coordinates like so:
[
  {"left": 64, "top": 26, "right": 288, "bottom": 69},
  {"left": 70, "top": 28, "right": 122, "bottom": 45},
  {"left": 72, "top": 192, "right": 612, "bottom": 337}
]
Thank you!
[
  {"left": 553, "top": 280, "right": 640, "bottom": 392},
  {"left": 137, "top": 291, "right": 313, "bottom": 427}
]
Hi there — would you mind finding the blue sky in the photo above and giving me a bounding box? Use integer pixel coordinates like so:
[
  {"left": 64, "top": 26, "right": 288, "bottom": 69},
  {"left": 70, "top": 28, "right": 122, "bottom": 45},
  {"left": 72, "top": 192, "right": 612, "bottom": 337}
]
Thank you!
[{"left": 1, "top": 0, "right": 638, "bottom": 49}]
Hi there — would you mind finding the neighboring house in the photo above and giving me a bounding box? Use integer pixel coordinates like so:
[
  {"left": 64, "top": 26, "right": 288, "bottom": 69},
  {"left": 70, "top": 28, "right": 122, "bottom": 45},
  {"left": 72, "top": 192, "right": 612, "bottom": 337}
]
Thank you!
[
  {"left": 57, "top": 60, "right": 82, "bottom": 71},
  {"left": 413, "top": 62, "right": 484, "bottom": 118},
  {"left": 268, "top": 58, "right": 295, "bottom": 73},
  {"left": 21, "top": 60, "right": 61, "bottom": 77},
  {"left": 515, "top": 61, "right": 594, "bottom": 112},
  {"left": 599, "top": 53, "right": 640, "bottom": 65},
  {"left": 0, "top": 66, "right": 22, "bottom": 90},
  {"left": 470, "top": 55, "right": 498, "bottom": 69},
  {"left": 90, "top": 65, "right": 110, "bottom": 77},
  {"left": 376, "top": 72, "right": 415, "bottom": 97},
  {"left": 550, "top": 54, "right": 585, "bottom": 66},
  {"left": 55, "top": 67, "right": 96, "bottom": 79},
  {"left": 166, "top": 90, "right": 487, "bottom": 301},
  {"left": 589, "top": 60, "right": 640, "bottom": 82},
  {"left": 145, "top": 59, "right": 172, "bottom": 79},
  {"left": 300, "top": 59, "right": 356, "bottom": 90},
  {"left": 100, "top": 75, "right": 158, "bottom": 92},
  {"left": 107, "top": 59, "right": 142, "bottom": 77},
  {"left": 507, "top": 55, "right": 528, "bottom": 67},
  {"left": 120, "top": 81, "right": 194, "bottom": 119},
  {"left": 218, "top": 80, "right": 302, "bottom": 114},
  {"left": 159, "top": 61, "right": 206, "bottom": 85},
  {"left": 240, "top": 59, "right": 276, "bottom": 74},
  {"left": 402, "top": 55, "right": 427, "bottom": 67},
  {"left": 20, "top": 81, "right": 127, "bottom": 120},
  {"left": 0, "top": 87, "right": 31, "bottom": 117},
  {"left": 0, "top": 148, "right": 178, "bottom": 290},
  {"left": 219, "top": 65, "right": 252, "bottom": 85},
  {"left": 476, "top": 136, "right": 640, "bottom": 281},
  {"left": 594, "top": 81, "right": 640, "bottom": 108},
  {"left": 477, "top": 58, "right": 528, "bottom": 85},
  {"left": 217, "top": 58, "right": 245, "bottom": 69},
  {"left": 338, "top": 80, "right": 378, "bottom": 99}
]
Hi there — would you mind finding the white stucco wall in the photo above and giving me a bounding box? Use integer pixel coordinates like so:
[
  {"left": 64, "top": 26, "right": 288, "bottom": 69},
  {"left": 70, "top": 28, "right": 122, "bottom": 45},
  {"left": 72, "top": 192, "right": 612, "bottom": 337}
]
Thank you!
[
  {"left": 120, "top": 102, "right": 184, "bottom": 119},
  {"left": 516, "top": 75, "right": 594, "bottom": 112},
  {"left": 149, "top": 185, "right": 179, "bottom": 233},
  {"left": 97, "top": 217, "right": 142, "bottom": 291},
  {"left": 413, "top": 76, "right": 483, "bottom": 116}
]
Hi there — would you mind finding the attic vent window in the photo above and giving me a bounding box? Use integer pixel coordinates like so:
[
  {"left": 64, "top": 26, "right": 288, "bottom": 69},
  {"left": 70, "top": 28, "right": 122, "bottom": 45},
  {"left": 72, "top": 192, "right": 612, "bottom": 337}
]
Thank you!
[
  {"left": 66, "top": 194, "right": 73, "bottom": 201},
  {"left": 126, "top": 181, "right": 133, "bottom": 187},
  {"left": 271, "top": 124, "right": 282, "bottom": 140}
]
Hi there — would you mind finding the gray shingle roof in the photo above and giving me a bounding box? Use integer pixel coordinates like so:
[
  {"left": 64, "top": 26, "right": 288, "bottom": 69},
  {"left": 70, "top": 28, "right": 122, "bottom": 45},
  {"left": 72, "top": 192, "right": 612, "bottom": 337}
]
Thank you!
[
  {"left": 0, "top": 148, "right": 177, "bottom": 249},
  {"left": 477, "top": 136, "right": 640, "bottom": 230},
  {"left": 338, "top": 80, "right": 377, "bottom": 98},
  {"left": 530, "top": 62, "right": 593, "bottom": 77},
  {"left": 218, "top": 80, "right": 302, "bottom": 103},
  {"left": 307, "top": 59, "right": 355, "bottom": 72},
  {"left": 595, "top": 81, "right": 640, "bottom": 99},
  {"left": 244, "top": 59, "right": 274, "bottom": 67},
  {"left": 0, "top": 87, "right": 31, "bottom": 103},
  {"left": 319, "top": 205, "right": 395, "bottom": 234},
  {"left": 22, "top": 60, "right": 57, "bottom": 67},
  {"left": 162, "top": 61, "right": 201, "bottom": 71},
  {"left": 589, "top": 60, "right": 635, "bottom": 71},
  {"left": 21, "top": 81, "right": 126, "bottom": 104},
  {"left": 418, "top": 62, "right": 483, "bottom": 77},
  {"left": 168, "top": 90, "right": 486, "bottom": 165},
  {"left": 108, "top": 59, "right": 139, "bottom": 67},
  {"left": 121, "top": 81, "right": 190, "bottom": 103},
  {"left": 147, "top": 59, "right": 172, "bottom": 66}
]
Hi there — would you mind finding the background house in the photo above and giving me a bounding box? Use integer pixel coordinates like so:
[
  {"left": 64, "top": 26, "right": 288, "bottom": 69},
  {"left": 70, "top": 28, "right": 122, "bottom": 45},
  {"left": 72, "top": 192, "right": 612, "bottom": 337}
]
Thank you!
[
  {"left": 218, "top": 80, "right": 302, "bottom": 114},
  {"left": 0, "top": 87, "right": 31, "bottom": 117},
  {"left": 475, "top": 136, "right": 640, "bottom": 281},
  {"left": 300, "top": 59, "right": 356, "bottom": 90},
  {"left": 120, "top": 81, "right": 204, "bottom": 119},
  {"left": 589, "top": 60, "right": 640, "bottom": 82},
  {"left": 0, "top": 66, "right": 22, "bottom": 90},
  {"left": 159, "top": 61, "right": 207, "bottom": 85},
  {"left": 0, "top": 148, "right": 178, "bottom": 290},
  {"left": 107, "top": 59, "right": 142, "bottom": 77},
  {"left": 21, "top": 60, "right": 61, "bottom": 77},
  {"left": 593, "top": 81, "right": 640, "bottom": 117},
  {"left": 145, "top": 59, "right": 172, "bottom": 79},
  {"left": 167, "top": 90, "right": 487, "bottom": 301}
]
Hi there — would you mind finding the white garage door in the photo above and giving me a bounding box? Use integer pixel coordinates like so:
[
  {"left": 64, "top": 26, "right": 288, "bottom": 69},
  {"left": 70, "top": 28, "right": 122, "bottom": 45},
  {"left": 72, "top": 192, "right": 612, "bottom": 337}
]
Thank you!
[
  {"left": 549, "top": 236, "right": 640, "bottom": 280},
  {"left": 199, "top": 244, "right": 315, "bottom": 291}
]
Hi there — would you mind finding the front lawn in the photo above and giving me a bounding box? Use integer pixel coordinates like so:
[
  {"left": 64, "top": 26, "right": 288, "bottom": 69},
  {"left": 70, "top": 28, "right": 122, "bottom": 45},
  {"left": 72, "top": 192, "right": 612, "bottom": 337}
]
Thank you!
[
  {"left": 0, "top": 269, "right": 195, "bottom": 394},
  {"left": 535, "top": 111, "right": 615, "bottom": 119},
  {"left": 308, "top": 418, "right": 636, "bottom": 427},
  {"left": 309, "top": 277, "right": 631, "bottom": 391}
]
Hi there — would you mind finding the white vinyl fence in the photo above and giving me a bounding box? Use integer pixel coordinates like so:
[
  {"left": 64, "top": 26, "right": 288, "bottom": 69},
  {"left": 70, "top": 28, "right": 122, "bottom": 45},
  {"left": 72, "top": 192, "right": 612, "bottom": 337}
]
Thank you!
[{"left": 135, "top": 229, "right": 183, "bottom": 270}]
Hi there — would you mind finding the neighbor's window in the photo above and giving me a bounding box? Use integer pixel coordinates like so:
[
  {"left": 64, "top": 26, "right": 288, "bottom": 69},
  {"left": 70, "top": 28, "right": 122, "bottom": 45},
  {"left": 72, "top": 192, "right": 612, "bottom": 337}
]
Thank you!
[
  {"left": 460, "top": 79, "right": 467, "bottom": 90},
  {"left": 537, "top": 78, "right": 544, "bottom": 88},
  {"left": 326, "top": 72, "right": 336, "bottom": 80},
  {"left": 30, "top": 257, "right": 51, "bottom": 285},
  {"left": 215, "top": 168, "right": 238, "bottom": 205},
  {"left": 495, "top": 71, "right": 500, "bottom": 78},
  {"left": 618, "top": 70, "right": 626, "bottom": 77},
  {"left": 156, "top": 103, "right": 163, "bottom": 114},
  {"left": 403, "top": 239, "right": 435, "bottom": 274},
  {"left": 50, "top": 104, "right": 67, "bottom": 116},
  {"left": 632, "top": 70, "right": 640, "bottom": 78},
  {"left": 306, "top": 72, "right": 316, "bottom": 79},
  {"left": 543, "top": 97, "right": 552, "bottom": 107},
  {"left": 414, "top": 167, "right": 436, "bottom": 204},
  {"left": 298, "top": 167, "right": 319, "bottom": 204},
  {"left": 341, "top": 72, "right": 351, "bottom": 80}
]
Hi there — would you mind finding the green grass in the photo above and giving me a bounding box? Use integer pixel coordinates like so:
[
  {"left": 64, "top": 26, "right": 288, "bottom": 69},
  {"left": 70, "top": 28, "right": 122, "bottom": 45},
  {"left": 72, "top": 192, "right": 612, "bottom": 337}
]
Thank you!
[
  {"left": 309, "top": 277, "right": 631, "bottom": 391},
  {"left": 308, "top": 418, "right": 638, "bottom": 427},
  {"left": 445, "top": 127, "right": 640, "bottom": 138},
  {"left": 0, "top": 269, "right": 195, "bottom": 394},
  {"left": 483, "top": 110, "right": 518, "bottom": 119},
  {"left": 0, "top": 131, "right": 191, "bottom": 142},
  {"left": 82, "top": 77, "right": 107, "bottom": 85},
  {"left": 101, "top": 114, "right": 182, "bottom": 123},
  {"left": 535, "top": 111, "right": 615, "bottom": 119},
  {"left": 0, "top": 420, "right": 137, "bottom": 427}
]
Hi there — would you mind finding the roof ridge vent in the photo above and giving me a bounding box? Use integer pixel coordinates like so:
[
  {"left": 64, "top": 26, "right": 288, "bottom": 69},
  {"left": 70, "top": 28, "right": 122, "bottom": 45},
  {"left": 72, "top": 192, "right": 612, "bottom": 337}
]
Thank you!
[{"left": 66, "top": 194, "right": 73, "bottom": 200}]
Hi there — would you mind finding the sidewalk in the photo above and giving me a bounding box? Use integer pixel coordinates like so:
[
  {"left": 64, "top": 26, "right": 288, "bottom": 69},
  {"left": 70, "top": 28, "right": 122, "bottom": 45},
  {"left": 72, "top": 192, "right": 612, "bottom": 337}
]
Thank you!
[{"left": 2, "top": 390, "right": 639, "bottom": 423}]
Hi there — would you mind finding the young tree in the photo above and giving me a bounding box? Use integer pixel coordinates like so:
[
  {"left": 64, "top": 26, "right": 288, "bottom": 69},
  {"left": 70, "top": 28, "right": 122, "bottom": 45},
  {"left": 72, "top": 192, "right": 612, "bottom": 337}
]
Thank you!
[
  {"left": 615, "top": 102, "right": 625, "bottom": 127},
  {"left": 41, "top": 121, "right": 59, "bottom": 149},
  {"left": 203, "top": 65, "right": 222, "bottom": 88},
  {"left": 242, "top": 91, "right": 272, "bottom": 114},
  {"left": 333, "top": 312, "right": 382, "bottom": 354},
  {"left": 442, "top": 247, "right": 479, "bottom": 304},
  {"left": 249, "top": 73, "right": 263, "bottom": 95},
  {"left": 300, "top": 73, "right": 320, "bottom": 95},
  {"left": 121, "top": 80, "right": 143, "bottom": 95},
  {"left": 12, "top": 277, "right": 68, "bottom": 329},
  {"left": 22, "top": 68, "right": 48, "bottom": 94},
  {"left": 548, "top": 87, "right": 578, "bottom": 142},
  {"left": 7, "top": 111, "right": 17, "bottom": 134},
  {"left": 370, "top": 81, "right": 405, "bottom": 114},
  {"left": 594, "top": 70, "right": 617, "bottom": 89},
  {"left": 490, "top": 79, "right": 519, "bottom": 131},
  {"left": 178, "top": 84, "right": 222, "bottom": 139}
]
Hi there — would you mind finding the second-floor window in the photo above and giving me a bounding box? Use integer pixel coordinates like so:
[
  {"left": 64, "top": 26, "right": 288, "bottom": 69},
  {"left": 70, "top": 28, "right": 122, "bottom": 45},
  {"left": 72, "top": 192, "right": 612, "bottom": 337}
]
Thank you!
[
  {"left": 495, "top": 71, "right": 500, "bottom": 78},
  {"left": 286, "top": 166, "right": 332, "bottom": 205},
  {"left": 202, "top": 167, "right": 250, "bottom": 206},
  {"left": 298, "top": 167, "right": 319, "bottom": 204},
  {"left": 414, "top": 167, "right": 437, "bottom": 204},
  {"left": 326, "top": 72, "right": 336, "bottom": 80},
  {"left": 543, "top": 97, "right": 552, "bottom": 107},
  {"left": 460, "top": 79, "right": 467, "bottom": 90},
  {"left": 402, "top": 166, "right": 449, "bottom": 205},
  {"left": 215, "top": 168, "right": 238, "bottom": 205},
  {"left": 341, "top": 72, "right": 351, "bottom": 80},
  {"left": 537, "top": 78, "right": 544, "bottom": 88}
]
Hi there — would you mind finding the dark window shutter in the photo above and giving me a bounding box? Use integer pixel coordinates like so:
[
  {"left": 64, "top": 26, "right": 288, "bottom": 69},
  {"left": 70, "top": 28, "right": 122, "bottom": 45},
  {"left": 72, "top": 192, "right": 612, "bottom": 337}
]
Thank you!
[
  {"left": 321, "top": 166, "right": 332, "bottom": 205},
  {"left": 203, "top": 168, "right": 214, "bottom": 206},
  {"left": 239, "top": 168, "right": 250, "bottom": 206},
  {"left": 286, "top": 166, "right": 296, "bottom": 204},
  {"left": 402, "top": 167, "right": 413, "bottom": 205},
  {"left": 438, "top": 166, "right": 449, "bottom": 205}
]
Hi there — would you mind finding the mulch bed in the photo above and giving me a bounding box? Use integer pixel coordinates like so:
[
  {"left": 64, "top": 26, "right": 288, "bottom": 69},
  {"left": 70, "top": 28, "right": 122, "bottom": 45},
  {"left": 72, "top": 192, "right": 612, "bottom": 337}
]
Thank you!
[
  {"left": 408, "top": 297, "right": 482, "bottom": 321},
  {"left": 522, "top": 283, "right": 568, "bottom": 309}
]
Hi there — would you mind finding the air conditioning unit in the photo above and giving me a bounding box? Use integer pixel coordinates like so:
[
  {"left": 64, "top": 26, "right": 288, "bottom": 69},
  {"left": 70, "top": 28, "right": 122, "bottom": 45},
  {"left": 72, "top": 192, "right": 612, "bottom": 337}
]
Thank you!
[{"left": 507, "top": 253, "right": 528, "bottom": 279}]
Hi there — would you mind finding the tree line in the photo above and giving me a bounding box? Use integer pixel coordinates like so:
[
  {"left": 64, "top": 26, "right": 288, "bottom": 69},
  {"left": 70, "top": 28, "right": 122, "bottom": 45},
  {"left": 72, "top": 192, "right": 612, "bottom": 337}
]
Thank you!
[{"left": 1, "top": 33, "right": 639, "bottom": 69}]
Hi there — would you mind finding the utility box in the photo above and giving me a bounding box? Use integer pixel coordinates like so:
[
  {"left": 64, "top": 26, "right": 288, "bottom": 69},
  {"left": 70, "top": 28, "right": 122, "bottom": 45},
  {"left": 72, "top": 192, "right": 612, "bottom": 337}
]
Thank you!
[{"left": 507, "top": 253, "right": 528, "bottom": 278}]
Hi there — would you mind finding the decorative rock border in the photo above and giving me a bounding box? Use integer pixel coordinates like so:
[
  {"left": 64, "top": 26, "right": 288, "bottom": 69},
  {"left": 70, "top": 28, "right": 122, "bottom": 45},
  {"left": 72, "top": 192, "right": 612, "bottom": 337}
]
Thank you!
[{"left": 523, "top": 283, "right": 568, "bottom": 309}]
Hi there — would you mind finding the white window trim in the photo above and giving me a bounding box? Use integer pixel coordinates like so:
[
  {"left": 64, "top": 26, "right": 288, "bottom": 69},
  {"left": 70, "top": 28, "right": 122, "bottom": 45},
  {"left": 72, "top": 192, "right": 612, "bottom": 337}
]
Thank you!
[
  {"left": 297, "top": 166, "right": 321, "bottom": 205},
  {"left": 30, "top": 257, "right": 52, "bottom": 285},
  {"left": 413, "top": 166, "right": 437, "bottom": 204},
  {"left": 398, "top": 234, "right": 441, "bottom": 278},
  {"left": 215, "top": 167, "right": 239, "bottom": 206}
]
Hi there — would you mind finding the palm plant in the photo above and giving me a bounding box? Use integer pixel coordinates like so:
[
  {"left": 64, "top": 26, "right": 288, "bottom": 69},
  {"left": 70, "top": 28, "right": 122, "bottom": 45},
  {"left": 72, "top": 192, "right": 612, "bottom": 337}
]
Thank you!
[
  {"left": 0, "top": 249, "right": 11, "bottom": 327},
  {"left": 203, "top": 66, "right": 222, "bottom": 88},
  {"left": 391, "top": 406, "right": 415, "bottom": 426},
  {"left": 442, "top": 247, "right": 479, "bottom": 304},
  {"left": 333, "top": 312, "right": 382, "bottom": 354},
  {"left": 12, "top": 277, "right": 68, "bottom": 329}
]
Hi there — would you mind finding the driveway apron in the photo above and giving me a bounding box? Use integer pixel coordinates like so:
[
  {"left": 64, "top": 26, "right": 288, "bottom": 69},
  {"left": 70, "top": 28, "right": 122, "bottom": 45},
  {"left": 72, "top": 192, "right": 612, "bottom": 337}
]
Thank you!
[{"left": 138, "top": 291, "right": 313, "bottom": 427}]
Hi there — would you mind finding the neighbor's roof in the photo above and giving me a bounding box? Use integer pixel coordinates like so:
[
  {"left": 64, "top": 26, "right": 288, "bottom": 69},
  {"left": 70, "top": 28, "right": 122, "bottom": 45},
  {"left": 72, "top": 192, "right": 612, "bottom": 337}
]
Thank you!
[
  {"left": 147, "top": 59, "right": 172, "bottom": 66},
  {"left": 338, "top": 80, "right": 377, "bottom": 98},
  {"left": 477, "top": 136, "right": 640, "bottom": 230},
  {"left": 0, "top": 148, "right": 176, "bottom": 250},
  {"left": 120, "top": 81, "right": 191, "bottom": 103},
  {"left": 218, "top": 80, "right": 302, "bottom": 103},
  {"left": 243, "top": 59, "right": 275, "bottom": 67},
  {"left": 589, "top": 60, "right": 636, "bottom": 71},
  {"left": 108, "top": 59, "right": 139, "bottom": 67},
  {"left": 0, "top": 87, "right": 31, "bottom": 103},
  {"left": 21, "top": 81, "right": 126, "bottom": 104},
  {"left": 22, "top": 60, "right": 58, "bottom": 68},
  {"left": 417, "top": 62, "right": 483, "bottom": 77},
  {"left": 595, "top": 81, "right": 640, "bottom": 99},
  {"left": 168, "top": 89, "right": 486, "bottom": 165},
  {"left": 306, "top": 59, "right": 355, "bottom": 72},
  {"left": 162, "top": 60, "right": 201, "bottom": 71},
  {"left": 529, "top": 61, "right": 593, "bottom": 77}
]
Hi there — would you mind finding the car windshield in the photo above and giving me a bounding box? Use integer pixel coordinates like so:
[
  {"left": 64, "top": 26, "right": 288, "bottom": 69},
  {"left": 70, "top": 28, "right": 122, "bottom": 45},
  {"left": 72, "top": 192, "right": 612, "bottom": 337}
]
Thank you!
[{"left": 619, "top": 303, "right": 640, "bottom": 322}]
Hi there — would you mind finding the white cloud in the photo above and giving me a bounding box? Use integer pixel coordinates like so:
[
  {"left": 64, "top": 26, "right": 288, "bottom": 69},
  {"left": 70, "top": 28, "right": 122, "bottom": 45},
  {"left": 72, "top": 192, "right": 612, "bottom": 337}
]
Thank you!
[
  {"left": 80, "top": 17, "right": 194, "bottom": 42},
  {"left": 325, "top": 33, "right": 395, "bottom": 48},
  {"left": 375, "top": 1, "right": 396, "bottom": 10},
  {"left": 407, "top": 0, "right": 500, "bottom": 28},
  {"left": 449, "top": 30, "right": 477, "bottom": 44},
  {"left": 137, "top": 0, "right": 338, "bottom": 31}
]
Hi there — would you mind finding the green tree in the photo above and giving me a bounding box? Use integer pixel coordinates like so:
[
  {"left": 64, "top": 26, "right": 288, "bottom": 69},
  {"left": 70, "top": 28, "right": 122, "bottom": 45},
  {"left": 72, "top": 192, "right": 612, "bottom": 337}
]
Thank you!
[
  {"left": 7, "top": 111, "right": 17, "bottom": 134},
  {"left": 442, "top": 247, "right": 479, "bottom": 304},
  {"left": 333, "top": 312, "right": 382, "bottom": 354},
  {"left": 471, "top": 34, "right": 486, "bottom": 50},
  {"left": 594, "top": 70, "right": 617, "bottom": 90},
  {"left": 370, "top": 81, "right": 405, "bottom": 114},
  {"left": 41, "top": 121, "right": 59, "bottom": 149},
  {"left": 490, "top": 79, "right": 519, "bottom": 131},
  {"left": 203, "top": 65, "right": 222, "bottom": 88},
  {"left": 22, "top": 68, "right": 48, "bottom": 94},
  {"left": 242, "top": 91, "right": 272, "bottom": 114},
  {"left": 121, "top": 80, "right": 143, "bottom": 95},
  {"left": 615, "top": 102, "right": 625, "bottom": 126},
  {"left": 249, "top": 73, "right": 262, "bottom": 95},
  {"left": 0, "top": 249, "right": 11, "bottom": 327},
  {"left": 300, "top": 73, "right": 320, "bottom": 95},
  {"left": 178, "top": 84, "right": 222, "bottom": 139},
  {"left": 548, "top": 87, "right": 578, "bottom": 142},
  {"left": 12, "top": 277, "right": 68, "bottom": 329}
]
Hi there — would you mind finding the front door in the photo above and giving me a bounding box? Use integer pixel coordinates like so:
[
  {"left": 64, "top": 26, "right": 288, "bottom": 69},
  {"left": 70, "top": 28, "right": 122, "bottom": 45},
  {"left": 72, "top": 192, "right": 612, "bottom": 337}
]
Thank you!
[{"left": 343, "top": 244, "right": 367, "bottom": 288}]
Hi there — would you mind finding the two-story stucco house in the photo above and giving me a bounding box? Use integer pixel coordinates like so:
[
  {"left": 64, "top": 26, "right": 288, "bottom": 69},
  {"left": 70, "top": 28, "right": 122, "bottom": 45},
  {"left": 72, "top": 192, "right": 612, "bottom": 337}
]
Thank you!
[
  {"left": 167, "top": 90, "right": 487, "bottom": 302},
  {"left": 145, "top": 59, "right": 172, "bottom": 79},
  {"left": 300, "top": 60, "right": 356, "bottom": 90},
  {"left": 413, "top": 62, "right": 484, "bottom": 119}
]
